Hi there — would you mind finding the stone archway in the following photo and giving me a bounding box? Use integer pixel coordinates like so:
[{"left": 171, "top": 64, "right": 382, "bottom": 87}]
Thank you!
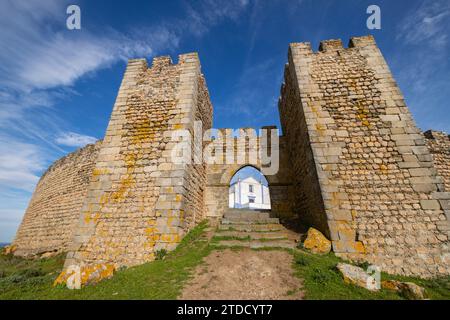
[
  {"left": 228, "top": 165, "right": 271, "bottom": 210},
  {"left": 205, "top": 159, "right": 294, "bottom": 220}
]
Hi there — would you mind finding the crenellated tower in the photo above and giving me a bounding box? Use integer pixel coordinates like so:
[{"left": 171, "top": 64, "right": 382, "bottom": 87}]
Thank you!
[{"left": 279, "top": 35, "right": 449, "bottom": 276}]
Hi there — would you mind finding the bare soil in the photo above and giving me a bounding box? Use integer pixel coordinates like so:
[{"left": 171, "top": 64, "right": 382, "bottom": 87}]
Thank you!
[{"left": 179, "top": 249, "right": 303, "bottom": 300}]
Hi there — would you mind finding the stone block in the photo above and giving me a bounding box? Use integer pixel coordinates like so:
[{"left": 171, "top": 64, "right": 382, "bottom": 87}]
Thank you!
[{"left": 420, "top": 200, "right": 441, "bottom": 210}]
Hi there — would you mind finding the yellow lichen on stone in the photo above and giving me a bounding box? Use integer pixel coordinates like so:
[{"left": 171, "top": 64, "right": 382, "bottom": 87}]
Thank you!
[
  {"left": 356, "top": 103, "right": 371, "bottom": 127},
  {"left": 54, "top": 264, "right": 115, "bottom": 289},
  {"left": 315, "top": 123, "right": 326, "bottom": 136},
  {"left": 160, "top": 234, "right": 181, "bottom": 244},
  {"left": 2, "top": 245, "right": 17, "bottom": 255},
  {"left": 53, "top": 270, "right": 70, "bottom": 287},
  {"left": 353, "top": 241, "right": 366, "bottom": 254},
  {"left": 131, "top": 120, "right": 154, "bottom": 145},
  {"left": 303, "top": 227, "right": 331, "bottom": 254},
  {"left": 382, "top": 280, "right": 401, "bottom": 291},
  {"left": 145, "top": 227, "right": 156, "bottom": 235},
  {"left": 110, "top": 175, "right": 135, "bottom": 203},
  {"left": 92, "top": 168, "right": 110, "bottom": 177}
]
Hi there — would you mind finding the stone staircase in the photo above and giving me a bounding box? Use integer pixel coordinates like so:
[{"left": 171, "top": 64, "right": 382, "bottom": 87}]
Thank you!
[{"left": 212, "top": 209, "right": 296, "bottom": 249}]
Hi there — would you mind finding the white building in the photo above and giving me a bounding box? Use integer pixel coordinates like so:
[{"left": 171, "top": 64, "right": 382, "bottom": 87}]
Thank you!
[{"left": 229, "top": 176, "right": 271, "bottom": 210}]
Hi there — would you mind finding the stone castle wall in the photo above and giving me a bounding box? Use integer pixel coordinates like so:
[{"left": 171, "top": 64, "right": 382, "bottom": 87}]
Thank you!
[
  {"left": 63, "top": 54, "right": 212, "bottom": 270},
  {"left": 12, "top": 35, "right": 449, "bottom": 279},
  {"left": 13, "top": 141, "right": 102, "bottom": 256},
  {"left": 280, "top": 35, "right": 449, "bottom": 277},
  {"left": 425, "top": 130, "right": 450, "bottom": 191},
  {"left": 204, "top": 128, "right": 294, "bottom": 221},
  {"left": 279, "top": 67, "right": 330, "bottom": 235}
]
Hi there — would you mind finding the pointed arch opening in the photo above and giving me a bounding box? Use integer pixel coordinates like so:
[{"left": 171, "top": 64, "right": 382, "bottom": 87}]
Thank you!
[{"left": 228, "top": 166, "right": 271, "bottom": 210}]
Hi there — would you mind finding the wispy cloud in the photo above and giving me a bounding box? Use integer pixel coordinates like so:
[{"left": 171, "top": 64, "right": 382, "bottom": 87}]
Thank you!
[
  {"left": 397, "top": 0, "right": 450, "bottom": 47},
  {"left": 0, "top": 0, "right": 251, "bottom": 241},
  {"left": 0, "top": 1, "right": 181, "bottom": 166},
  {"left": 0, "top": 136, "right": 46, "bottom": 192},
  {"left": 393, "top": 0, "right": 450, "bottom": 132},
  {"left": 56, "top": 132, "right": 98, "bottom": 147},
  {"left": 0, "top": 0, "right": 248, "bottom": 149},
  {"left": 180, "top": 0, "right": 249, "bottom": 37}
]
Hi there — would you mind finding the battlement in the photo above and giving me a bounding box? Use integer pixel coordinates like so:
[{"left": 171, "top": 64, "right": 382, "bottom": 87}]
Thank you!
[
  {"left": 126, "top": 52, "right": 201, "bottom": 73},
  {"left": 12, "top": 36, "right": 450, "bottom": 283},
  {"left": 290, "top": 35, "right": 377, "bottom": 55}
]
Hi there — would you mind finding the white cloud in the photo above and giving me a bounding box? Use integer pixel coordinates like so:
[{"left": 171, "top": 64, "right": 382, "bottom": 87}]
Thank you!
[
  {"left": 0, "top": 192, "right": 33, "bottom": 242},
  {"left": 0, "top": 0, "right": 251, "bottom": 242},
  {"left": 392, "top": 0, "right": 450, "bottom": 133},
  {"left": 181, "top": 0, "right": 250, "bottom": 37},
  {"left": 0, "top": 137, "right": 46, "bottom": 192},
  {"left": 56, "top": 132, "right": 98, "bottom": 147},
  {"left": 397, "top": 0, "right": 450, "bottom": 47},
  {"left": 0, "top": 0, "right": 246, "bottom": 147}
]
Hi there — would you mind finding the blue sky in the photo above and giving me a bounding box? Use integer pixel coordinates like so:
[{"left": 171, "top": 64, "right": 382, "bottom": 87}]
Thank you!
[
  {"left": 0, "top": 0, "right": 449, "bottom": 242},
  {"left": 230, "top": 166, "right": 269, "bottom": 186}
]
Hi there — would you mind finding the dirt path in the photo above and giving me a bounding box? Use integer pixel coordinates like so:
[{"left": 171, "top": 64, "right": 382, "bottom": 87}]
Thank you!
[{"left": 179, "top": 249, "right": 303, "bottom": 300}]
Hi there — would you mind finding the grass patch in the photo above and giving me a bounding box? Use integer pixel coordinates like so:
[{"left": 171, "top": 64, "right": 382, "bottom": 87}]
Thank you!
[
  {"left": 2, "top": 225, "right": 449, "bottom": 300},
  {"left": 0, "top": 221, "right": 211, "bottom": 300},
  {"left": 291, "top": 249, "right": 450, "bottom": 300},
  {"left": 211, "top": 235, "right": 251, "bottom": 242}
]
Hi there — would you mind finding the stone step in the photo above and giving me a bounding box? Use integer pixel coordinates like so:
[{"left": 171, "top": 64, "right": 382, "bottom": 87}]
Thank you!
[
  {"left": 215, "top": 230, "right": 288, "bottom": 240},
  {"left": 224, "top": 211, "right": 271, "bottom": 220},
  {"left": 212, "top": 239, "right": 296, "bottom": 249},
  {"left": 221, "top": 217, "right": 280, "bottom": 225},
  {"left": 218, "top": 223, "right": 284, "bottom": 232}
]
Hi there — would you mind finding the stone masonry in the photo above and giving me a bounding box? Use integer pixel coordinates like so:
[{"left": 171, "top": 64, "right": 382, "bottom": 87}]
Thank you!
[
  {"left": 279, "top": 35, "right": 449, "bottom": 277},
  {"left": 12, "top": 35, "right": 449, "bottom": 280},
  {"left": 61, "top": 54, "right": 212, "bottom": 271},
  {"left": 13, "top": 141, "right": 102, "bottom": 256},
  {"left": 425, "top": 130, "right": 450, "bottom": 191},
  {"left": 204, "top": 127, "right": 295, "bottom": 222}
]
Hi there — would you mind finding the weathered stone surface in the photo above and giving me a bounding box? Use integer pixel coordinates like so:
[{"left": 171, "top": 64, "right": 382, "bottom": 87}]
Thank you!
[
  {"left": 337, "top": 263, "right": 379, "bottom": 291},
  {"left": 12, "top": 141, "right": 102, "bottom": 257},
  {"left": 382, "top": 280, "right": 426, "bottom": 300},
  {"left": 398, "top": 282, "right": 427, "bottom": 300},
  {"left": 11, "top": 35, "right": 450, "bottom": 283},
  {"left": 303, "top": 227, "right": 331, "bottom": 254},
  {"left": 204, "top": 132, "right": 294, "bottom": 220},
  {"left": 54, "top": 263, "right": 115, "bottom": 289},
  {"left": 381, "top": 280, "right": 401, "bottom": 291},
  {"left": 281, "top": 35, "right": 449, "bottom": 278},
  {"left": 53, "top": 54, "right": 213, "bottom": 284},
  {"left": 2, "top": 245, "right": 17, "bottom": 255},
  {"left": 425, "top": 131, "right": 450, "bottom": 191}
]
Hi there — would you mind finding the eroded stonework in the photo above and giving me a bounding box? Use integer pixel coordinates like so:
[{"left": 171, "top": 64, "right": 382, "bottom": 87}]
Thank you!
[
  {"left": 12, "top": 35, "right": 449, "bottom": 279},
  {"left": 280, "top": 36, "right": 449, "bottom": 277},
  {"left": 14, "top": 141, "right": 102, "bottom": 257}
]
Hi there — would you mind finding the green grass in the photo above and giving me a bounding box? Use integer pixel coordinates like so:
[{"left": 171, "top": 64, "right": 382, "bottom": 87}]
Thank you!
[
  {"left": 0, "top": 221, "right": 211, "bottom": 300},
  {"left": 291, "top": 248, "right": 450, "bottom": 300},
  {"left": 211, "top": 235, "right": 252, "bottom": 242},
  {"left": 1, "top": 223, "right": 449, "bottom": 300}
]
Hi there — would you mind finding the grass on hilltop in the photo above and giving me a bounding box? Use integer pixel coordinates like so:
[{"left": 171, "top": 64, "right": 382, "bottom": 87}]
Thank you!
[
  {"left": 291, "top": 248, "right": 450, "bottom": 300},
  {"left": 1, "top": 222, "right": 449, "bottom": 300},
  {"left": 0, "top": 221, "right": 212, "bottom": 300}
]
